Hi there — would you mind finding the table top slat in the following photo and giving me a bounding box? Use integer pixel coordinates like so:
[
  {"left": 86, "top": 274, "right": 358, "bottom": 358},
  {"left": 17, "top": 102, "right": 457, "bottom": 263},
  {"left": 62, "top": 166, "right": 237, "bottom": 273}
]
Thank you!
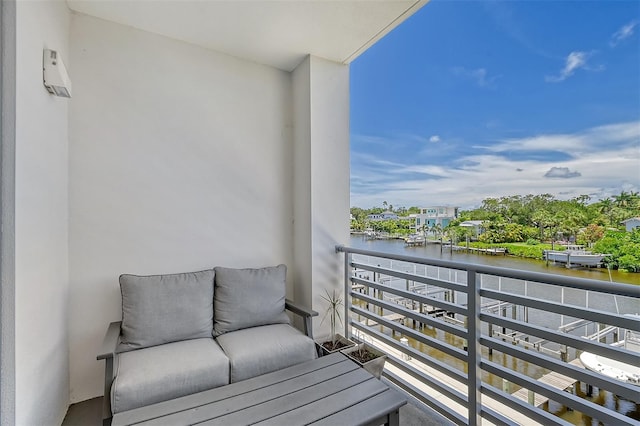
[
  {"left": 137, "top": 360, "right": 364, "bottom": 426},
  {"left": 307, "top": 388, "right": 407, "bottom": 426},
  {"left": 249, "top": 377, "right": 389, "bottom": 426},
  {"left": 113, "top": 352, "right": 405, "bottom": 426},
  {"left": 195, "top": 369, "right": 378, "bottom": 426},
  {"left": 113, "top": 353, "right": 347, "bottom": 426}
]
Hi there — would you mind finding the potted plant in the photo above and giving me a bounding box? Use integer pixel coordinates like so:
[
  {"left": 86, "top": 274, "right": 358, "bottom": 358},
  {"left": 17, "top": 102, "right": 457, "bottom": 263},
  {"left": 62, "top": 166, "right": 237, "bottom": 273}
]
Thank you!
[
  {"left": 342, "top": 342, "right": 387, "bottom": 379},
  {"left": 316, "top": 289, "right": 356, "bottom": 356}
]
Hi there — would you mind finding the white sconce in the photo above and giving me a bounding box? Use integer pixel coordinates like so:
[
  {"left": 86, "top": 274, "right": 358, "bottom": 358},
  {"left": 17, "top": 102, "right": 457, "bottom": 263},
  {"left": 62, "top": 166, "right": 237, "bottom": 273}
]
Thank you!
[{"left": 43, "top": 49, "right": 72, "bottom": 98}]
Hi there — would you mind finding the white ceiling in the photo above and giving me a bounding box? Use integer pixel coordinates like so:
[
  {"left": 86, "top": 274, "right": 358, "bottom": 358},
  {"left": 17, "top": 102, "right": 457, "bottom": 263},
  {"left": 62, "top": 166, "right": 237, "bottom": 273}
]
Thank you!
[{"left": 66, "top": 0, "right": 428, "bottom": 71}]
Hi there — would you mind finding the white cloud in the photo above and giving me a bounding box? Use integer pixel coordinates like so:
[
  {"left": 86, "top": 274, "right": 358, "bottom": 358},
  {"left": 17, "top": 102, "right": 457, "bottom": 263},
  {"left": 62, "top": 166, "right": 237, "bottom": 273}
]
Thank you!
[
  {"left": 452, "top": 67, "right": 500, "bottom": 88},
  {"left": 481, "top": 120, "right": 639, "bottom": 155},
  {"left": 479, "top": 134, "right": 584, "bottom": 153},
  {"left": 351, "top": 121, "right": 640, "bottom": 209},
  {"left": 546, "top": 51, "right": 595, "bottom": 82},
  {"left": 610, "top": 20, "right": 638, "bottom": 47},
  {"left": 429, "top": 135, "right": 441, "bottom": 143}
]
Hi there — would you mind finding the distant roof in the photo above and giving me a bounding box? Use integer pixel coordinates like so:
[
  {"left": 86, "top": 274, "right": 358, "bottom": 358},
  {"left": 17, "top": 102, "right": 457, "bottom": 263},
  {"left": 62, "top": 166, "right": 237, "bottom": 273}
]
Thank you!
[
  {"left": 459, "top": 220, "right": 484, "bottom": 227},
  {"left": 621, "top": 217, "right": 640, "bottom": 223}
]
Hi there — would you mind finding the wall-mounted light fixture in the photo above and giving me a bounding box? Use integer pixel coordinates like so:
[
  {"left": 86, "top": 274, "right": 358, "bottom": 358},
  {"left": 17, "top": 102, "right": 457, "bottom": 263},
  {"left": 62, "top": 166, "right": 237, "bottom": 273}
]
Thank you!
[{"left": 43, "top": 49, "right": 72, "bottom": 98}]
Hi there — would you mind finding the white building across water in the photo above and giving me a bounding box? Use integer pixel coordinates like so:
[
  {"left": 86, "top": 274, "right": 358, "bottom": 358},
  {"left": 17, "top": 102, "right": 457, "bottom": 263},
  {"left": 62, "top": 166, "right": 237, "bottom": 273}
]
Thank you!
[{"left": 415, "top": 206, "right": 459, "bottom": 230}]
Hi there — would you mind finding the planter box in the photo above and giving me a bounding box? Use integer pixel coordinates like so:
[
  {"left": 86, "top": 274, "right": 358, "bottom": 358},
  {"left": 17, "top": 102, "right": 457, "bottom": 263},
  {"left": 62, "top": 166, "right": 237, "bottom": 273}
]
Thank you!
[
  {"left": 341, "top": 343, "right": 387, "bottom": 379},
  {"left": 315, "top": 334, "right": 356, "bottom": 357}
]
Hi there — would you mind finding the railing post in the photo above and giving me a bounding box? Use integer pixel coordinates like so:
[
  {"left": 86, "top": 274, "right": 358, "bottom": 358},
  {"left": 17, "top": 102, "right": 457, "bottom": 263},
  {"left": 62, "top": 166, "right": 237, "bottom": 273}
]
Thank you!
[
  {"left": 344, "top": 251, "right": 351, "bottom": 340},
  {"left": 467, "top": 269, "right": 482, "bottom": 426}
]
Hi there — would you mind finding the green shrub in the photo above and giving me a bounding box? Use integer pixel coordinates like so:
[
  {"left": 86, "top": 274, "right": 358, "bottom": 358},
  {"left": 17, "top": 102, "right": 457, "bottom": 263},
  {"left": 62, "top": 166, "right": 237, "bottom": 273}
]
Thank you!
[
  {"left": 526, "top": 239, "right": 540, "bottom": 245},
  {"left": 617, "top": 254, "right": 640, "bottom": 272}
]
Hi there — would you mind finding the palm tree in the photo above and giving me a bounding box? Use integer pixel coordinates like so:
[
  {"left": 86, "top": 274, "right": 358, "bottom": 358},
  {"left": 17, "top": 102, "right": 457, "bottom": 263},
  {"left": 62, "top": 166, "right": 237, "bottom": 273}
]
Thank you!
[
  {"left": 614, "top": 191, "right": 632, "bottom": 208},
  {"left": 598, "top": 197, "right": 613, "bottom": 215},
  {"left": 430, "top": 223, "right": 444, "bottom": 252}
]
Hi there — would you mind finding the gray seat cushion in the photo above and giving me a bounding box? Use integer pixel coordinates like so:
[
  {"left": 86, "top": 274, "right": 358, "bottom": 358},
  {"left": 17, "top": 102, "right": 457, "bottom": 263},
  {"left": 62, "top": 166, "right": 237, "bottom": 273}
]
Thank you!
[
  {"left": 111, "top": 338, "right": 229, "bottom": 413},
  {"left": 119, "top": 269, "right": 215, "bottom": 351},
  {"left": 216, "top": 324, "right": 317, "bottom": 383},
  {"left": 213, "top": 265, "right": 289, "bottom": 336}
]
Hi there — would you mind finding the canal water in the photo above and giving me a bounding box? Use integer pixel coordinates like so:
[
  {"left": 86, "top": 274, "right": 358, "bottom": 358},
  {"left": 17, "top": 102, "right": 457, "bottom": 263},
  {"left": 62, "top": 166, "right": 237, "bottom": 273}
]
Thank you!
[
  {"left": 348, "top": 236, "right": 639, "bottom": 424},
  {"left": 349, "top": 235, "right": 640, "bottom": 286}
]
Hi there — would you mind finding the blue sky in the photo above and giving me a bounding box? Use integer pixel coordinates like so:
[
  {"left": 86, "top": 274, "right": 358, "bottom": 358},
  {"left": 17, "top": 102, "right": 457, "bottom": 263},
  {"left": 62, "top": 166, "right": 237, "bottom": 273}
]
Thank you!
[{"left": 350, "top": 0, "right": 640, "bottom": 210}]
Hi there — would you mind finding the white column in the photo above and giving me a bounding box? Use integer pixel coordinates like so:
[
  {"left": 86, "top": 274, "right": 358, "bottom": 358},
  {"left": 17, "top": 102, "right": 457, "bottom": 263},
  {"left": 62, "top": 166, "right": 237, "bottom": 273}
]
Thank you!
[{"left": 292, "top": 55, "right": 350, "bottom": 339}]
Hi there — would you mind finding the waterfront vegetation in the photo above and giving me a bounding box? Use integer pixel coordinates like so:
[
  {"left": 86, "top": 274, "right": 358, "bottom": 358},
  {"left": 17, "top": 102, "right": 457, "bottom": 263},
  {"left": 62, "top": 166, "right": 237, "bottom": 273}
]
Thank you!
[{"left": 351, "top": 192, "right": 640, "bottom": 272}]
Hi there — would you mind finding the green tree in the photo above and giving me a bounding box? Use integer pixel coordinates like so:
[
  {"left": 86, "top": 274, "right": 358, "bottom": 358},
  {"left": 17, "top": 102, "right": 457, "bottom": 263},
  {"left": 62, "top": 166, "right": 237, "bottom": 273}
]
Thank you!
[
  {"left": 578, "top": 224, "right": 605, "bottom": 247},
  {"left": 593, "top": 229, "right": 640, "bottom": 272}
]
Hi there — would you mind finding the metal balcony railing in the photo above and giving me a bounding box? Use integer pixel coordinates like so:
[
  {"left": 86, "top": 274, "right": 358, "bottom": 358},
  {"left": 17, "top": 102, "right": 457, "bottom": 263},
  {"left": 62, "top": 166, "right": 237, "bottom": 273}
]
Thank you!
[{"left": 336, "top": 245, "right": 640, "bottom": 426}]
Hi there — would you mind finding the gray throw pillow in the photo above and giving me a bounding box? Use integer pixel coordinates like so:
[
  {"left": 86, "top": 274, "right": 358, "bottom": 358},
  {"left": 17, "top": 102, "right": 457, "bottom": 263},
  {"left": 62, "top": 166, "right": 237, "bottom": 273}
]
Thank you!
[
  {"left": 119, "top": 269, "right": 215, "bottom": 351},
  {"left": 213, "top": 264, "right": 289, "bottom": 336}
]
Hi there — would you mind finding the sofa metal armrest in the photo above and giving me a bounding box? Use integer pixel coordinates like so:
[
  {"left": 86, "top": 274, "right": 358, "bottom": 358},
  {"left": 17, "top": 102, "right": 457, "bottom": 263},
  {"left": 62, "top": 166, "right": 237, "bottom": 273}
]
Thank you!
[
  {"left": 285, "top": 299, "right": 318, "bottom": 339},
  {"left": 97, "top": 321, "right": 121, "bottom": 360},
  {"left": 285, "top": 299, "right": 318, "bottom": 318},
  {"left": 97, "top": 321, "right": 121, "bottom": 426}
]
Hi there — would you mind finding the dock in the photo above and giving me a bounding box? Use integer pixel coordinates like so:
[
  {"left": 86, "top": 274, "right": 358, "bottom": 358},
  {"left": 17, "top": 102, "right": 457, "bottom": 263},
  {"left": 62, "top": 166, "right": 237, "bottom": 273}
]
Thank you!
[
  {"left": 511, "top": 358, "right": 584, "bottom": 407},
  {"left": 452, "top": 246, "right": 507, "bottom": 255}
]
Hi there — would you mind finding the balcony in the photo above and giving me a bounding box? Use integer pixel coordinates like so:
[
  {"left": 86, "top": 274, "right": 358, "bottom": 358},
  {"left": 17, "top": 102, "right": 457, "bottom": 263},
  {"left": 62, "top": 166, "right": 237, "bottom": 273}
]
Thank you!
[
  {"left": 336, "top": 245, "right": 640, "bottom": 425},
  {"left": 62, "top": 244, "right": 639, "bottom": 425},
  {"left": 4, "top": 1, "right": 637, "bottom": 424}
]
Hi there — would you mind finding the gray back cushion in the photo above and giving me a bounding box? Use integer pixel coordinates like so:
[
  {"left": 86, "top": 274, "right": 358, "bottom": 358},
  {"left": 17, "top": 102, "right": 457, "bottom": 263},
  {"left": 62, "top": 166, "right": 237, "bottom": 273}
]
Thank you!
[
  {"left": 213, "top": 264, "right": 289, "bottom": 336},
  {"left": 119, "top": 269, "right": 215, "bottom": 351}
]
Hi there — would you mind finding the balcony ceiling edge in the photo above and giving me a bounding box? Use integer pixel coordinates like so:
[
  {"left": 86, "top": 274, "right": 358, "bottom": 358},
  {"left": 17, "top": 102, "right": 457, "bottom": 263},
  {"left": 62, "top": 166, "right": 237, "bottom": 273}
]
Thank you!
[{"left": 65, "top": 0, "right": 428, "bottom": 71}]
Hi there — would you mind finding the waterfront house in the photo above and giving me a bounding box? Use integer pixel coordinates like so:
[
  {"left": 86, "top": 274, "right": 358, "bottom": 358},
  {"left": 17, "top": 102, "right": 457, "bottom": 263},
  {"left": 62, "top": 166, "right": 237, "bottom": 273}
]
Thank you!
[
  {"left": 459, "top": 220, "right": 485, "bottom": 238},
  {"left": 415, "top": 206, "right": 459, "bottom": 231},
  {"left": 621, "top": 217, "right": 640, "bottom": 232},
  {"left": 367, "top": 211, "right": 400, "bottom": 221}
]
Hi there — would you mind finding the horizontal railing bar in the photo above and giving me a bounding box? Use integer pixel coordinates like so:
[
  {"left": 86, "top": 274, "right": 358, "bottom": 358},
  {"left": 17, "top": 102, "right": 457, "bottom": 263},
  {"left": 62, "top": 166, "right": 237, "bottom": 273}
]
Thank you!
[
  {"left": 481, "top": 384, "right": 572, "bottom": 426},
  {"left": 351, "top": 261, "right": 468, "bottom": 293},
  {"left": 481, "top": 336, "right": 639, "bottom": 401},
  {"left": 481, "top": 360, "right": 636, "bottom": 425},
  {"left": 385, "top": 354, "right": 468, "bottom": 406},
  {"left": 352, "top": 291, "right": 468, "bottom": 339},
  {"left": 383, "top": 369, "right": 467, "bottom": 426},
  {"left": 478, "top": 406, "right": 519, "bottom": 426},
  {"left": 351, "top": 306, "right": 468, "bottom": 362},
  {"left": 480, "top": 289, "right": 640, "bottom": 332},
  {"left": 351, "top": 277, "right": 468, "bottom": 316},
  {"left": 349, "top": 320, "right": 468, "bottom": 383},
  {"left": 337, "top": 245, "right": 640, "bottom": 298},
  {"left": 481, "top": 312, "right": 640, "bottom": 365},
  {"left": 341, "top": 246, "right": 469, "bottom": 271}
]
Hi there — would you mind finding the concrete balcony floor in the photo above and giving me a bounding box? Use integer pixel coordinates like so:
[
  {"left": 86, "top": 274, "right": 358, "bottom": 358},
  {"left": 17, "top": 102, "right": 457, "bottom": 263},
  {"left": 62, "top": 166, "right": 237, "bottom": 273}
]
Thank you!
[{"left": 62, "top": 390, "right": 453, "bottom": 426}]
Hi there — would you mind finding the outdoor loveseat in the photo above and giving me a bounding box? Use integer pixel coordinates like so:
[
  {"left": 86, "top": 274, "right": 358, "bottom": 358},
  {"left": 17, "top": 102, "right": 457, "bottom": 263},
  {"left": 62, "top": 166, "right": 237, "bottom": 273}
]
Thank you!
[{"left": 97, "top": 264, "right": 318, "bottom": 425}]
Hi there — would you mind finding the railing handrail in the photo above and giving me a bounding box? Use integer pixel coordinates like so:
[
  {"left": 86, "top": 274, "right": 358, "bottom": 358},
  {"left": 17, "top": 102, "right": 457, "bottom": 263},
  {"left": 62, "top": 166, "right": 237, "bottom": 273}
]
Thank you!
[
  {"left": 337, "top": 244, "right": 640, "bottom": 425},
  {"left": 335, "top": 245, "right": 640, "bottom": 298}
]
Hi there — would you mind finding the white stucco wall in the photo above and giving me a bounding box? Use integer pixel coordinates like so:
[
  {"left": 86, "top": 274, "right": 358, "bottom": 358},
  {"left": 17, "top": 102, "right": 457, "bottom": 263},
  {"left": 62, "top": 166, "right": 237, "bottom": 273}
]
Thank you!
[
  {"left": 292, "top": 56, "right": 350, "bottom": 339},
  {"left": 15, "top": 1, "right": 70, "bottom": 424},
  {"left": 0, "top": 0, "right": 17, "bottom": 423},
  {"left": 68, "top": 14, "right": 294, "bottom": 402},
  {"left": 292, "top": 57, "right": 313, "bottom": 319},
  {"left": 308, "top": 57, "right": 350, "bottom": 337}
]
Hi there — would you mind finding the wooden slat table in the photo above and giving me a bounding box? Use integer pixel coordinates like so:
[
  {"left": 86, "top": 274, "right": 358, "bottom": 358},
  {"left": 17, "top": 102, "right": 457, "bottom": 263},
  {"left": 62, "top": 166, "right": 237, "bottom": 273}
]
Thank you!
[{"left": 112, "top": 352, "right": 406, "bottom": 426}]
